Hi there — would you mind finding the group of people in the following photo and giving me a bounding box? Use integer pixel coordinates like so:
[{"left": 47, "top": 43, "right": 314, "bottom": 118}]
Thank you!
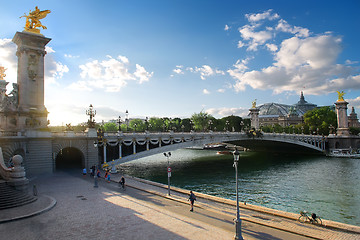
[
  {"left": 83, "top": 166, "right": 197, "bottom": 211},
  {"left": 82, "top": 166, "right": 125, "bottom": 189}
]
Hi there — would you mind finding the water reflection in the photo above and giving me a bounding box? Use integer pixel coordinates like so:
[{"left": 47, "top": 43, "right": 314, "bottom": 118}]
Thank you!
[{"left": 119, "top": 149, "right": 360, "bottom": 226}]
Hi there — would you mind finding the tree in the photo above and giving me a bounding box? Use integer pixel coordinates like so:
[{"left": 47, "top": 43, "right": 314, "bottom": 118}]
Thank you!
[
  {"left": 129, "top": 119, "right": 145, "bottom": 132},
  {"left": 191, "top": 111, "right": 214, "bottom": 131},
  {"left": 303, "top": 106, "right": 337, "bottom": 135},
  {"left": 103, "top": 122, "right": 118, "bottom": 132},
  {"left": 148, "top": 117, "right": 164, "bottom": 132}
]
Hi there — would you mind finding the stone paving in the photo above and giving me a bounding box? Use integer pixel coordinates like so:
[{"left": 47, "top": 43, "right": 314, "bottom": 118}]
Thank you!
[{"left": 0, "top": 170, "right": 359, "bottom": 240}]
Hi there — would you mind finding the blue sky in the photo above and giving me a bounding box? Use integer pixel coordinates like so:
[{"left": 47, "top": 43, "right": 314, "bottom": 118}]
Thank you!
[{"left": 1, "top": 0, "right": 359, "bottom": 125}]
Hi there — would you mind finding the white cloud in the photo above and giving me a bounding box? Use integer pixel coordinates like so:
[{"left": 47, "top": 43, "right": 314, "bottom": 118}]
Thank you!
[
  {"left": 193, "top": 65, "right": 225, "bottom": 80},
  {"left": 228, "top": 33, "right": 360, "bottom": 95},
  {"left": 64, "top": 53, "right": 79, "bottom": 58},
  {"left": 239, "top": 25, "right": 273, "bottom": 51},
  {"left": 0, "top": 38, "right": 68, "bottom": 88},
  {"left": 275, "top": 35, "right": 342, "bottom": 70},
  {"left": 348, "top": 96, "right": 360, "bottom": 109},
  {"left": 172, "top": 65, "right": 184, "bottom": 74},
  {"left": 237, "top": 41, "right": 245, "bottom": 48},
  {"left": 275, "top": 19, "right": 310, "bottom": 38},
  {"left": 245, "top": 9, "right": 280, "bottom": 23},
  {"left": 266, "top": 43, "right": 278, "bottom": 52},
  {"left": 203, "top": 89, "right": 210, "bottom": 94},
  {"left": 0, "top": 39, "right": 17, "bottom": 87},
  {"left": 345, "top": 60, "right": 359, "bottom": 65},
  {"left": 217, "top": 88, "right": 225, "bottom": 93},
  {"left": 134, "top": 64, "right": 153, "bottom": 83},
  {"left": 224, "top": 24, "right": 230, "bottom": 31},
  {"left": 206, "top": 107, "right": 249, "bottom": 118},
  {"left": 78, "top": 55, "right": 153, "bottom": 92}
]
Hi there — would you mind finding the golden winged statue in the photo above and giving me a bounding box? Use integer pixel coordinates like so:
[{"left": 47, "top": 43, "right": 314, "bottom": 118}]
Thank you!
[
  {"left": 20, "top": 6, "right": 51, "bottom": 34},
  {"left": 0, "top": 66, "right": 6, "bottom": 80},
  {"left": 336, "top": 91, "right": 345, "bottom": 101},
  {"left": 252, "top": 99, "right": 257, "bottom": 108}
]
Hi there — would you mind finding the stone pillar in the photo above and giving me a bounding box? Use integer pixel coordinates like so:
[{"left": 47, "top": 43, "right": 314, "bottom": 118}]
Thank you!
[
  {"left": 12, "top": 32, "right": 51, "bottom": 130},
  {"left": 249, "top": 108, "right": 260, "bottom": 130},
  {"left": 335, "top": 100, "right": 350, "bottom": 136}
]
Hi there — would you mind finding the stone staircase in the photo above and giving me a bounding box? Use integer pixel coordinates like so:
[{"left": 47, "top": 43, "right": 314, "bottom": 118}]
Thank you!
[{"left": 0, "top": 181, "right": 37, "bottom": 209}]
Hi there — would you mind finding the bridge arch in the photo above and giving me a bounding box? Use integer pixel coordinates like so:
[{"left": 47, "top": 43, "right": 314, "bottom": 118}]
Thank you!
[
  {"left": 52, "top": 139, "right": 89, "bottom": 170},
  {"left": 55, "top": 147, "right": 85, "bottom": 170}
]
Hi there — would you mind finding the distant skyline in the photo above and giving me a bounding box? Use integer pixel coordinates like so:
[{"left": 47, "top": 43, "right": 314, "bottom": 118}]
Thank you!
[{"left": 0, "top": 0, "right": 359, "bottom": 125}]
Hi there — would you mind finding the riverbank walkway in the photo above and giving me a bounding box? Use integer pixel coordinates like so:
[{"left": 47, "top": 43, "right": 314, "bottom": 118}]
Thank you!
[{"left": 0, "top": 170, "right": 359, "bottom": 240}]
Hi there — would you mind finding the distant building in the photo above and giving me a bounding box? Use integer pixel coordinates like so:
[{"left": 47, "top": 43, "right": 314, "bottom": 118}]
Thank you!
[
  {"left": 349, "top": 107, "right": 360, "bottom": 128},
  {"left": 257, "top": 92, "right": 317, "bottom": 127}
]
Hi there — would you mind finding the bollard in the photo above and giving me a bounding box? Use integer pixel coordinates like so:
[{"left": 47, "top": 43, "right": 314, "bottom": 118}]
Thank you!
[
  {"left": 94, "top": 176, "right": 98, "bottom": 188},
  {"left": 33, "top": 184, "right": 38, "bottom": 196}
]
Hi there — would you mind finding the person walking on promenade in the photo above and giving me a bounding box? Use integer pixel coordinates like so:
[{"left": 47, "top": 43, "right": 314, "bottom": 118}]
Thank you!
[
  {"left": 105, "top": 171, "right": 110, "bottom": 182},
  {"left": 119, "top": 176, "right": 125, "bottom": 190},
  {"left": 189, "top": 191, "right": 196, "bottom": 212},
  {"left": 82, "top": 167, "right": 87, "bottom": 177},
  {"left": 96, "top": 169, "right": 101, "bottom": 178}
]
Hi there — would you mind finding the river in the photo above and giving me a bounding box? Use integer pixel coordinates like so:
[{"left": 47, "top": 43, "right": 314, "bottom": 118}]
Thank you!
[{"left": 118, "top": 148, "right": 360, "bottom": 226}]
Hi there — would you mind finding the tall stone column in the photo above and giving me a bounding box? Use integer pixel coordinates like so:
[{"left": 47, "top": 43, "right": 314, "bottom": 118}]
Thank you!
[
  {"left": 335, "top": 99, "right": 350, "bottom": 136},
  {"left": 249, "top": 108, "right": 260, "bottom": 130},
  {"left": 12, "top": 32, "right": 51, "bottom": 130}
]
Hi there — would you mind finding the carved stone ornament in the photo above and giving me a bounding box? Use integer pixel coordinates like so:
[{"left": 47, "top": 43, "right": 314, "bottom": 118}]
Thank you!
[{"left": 27, "top": 54, "right": 39, "bottom": 80}]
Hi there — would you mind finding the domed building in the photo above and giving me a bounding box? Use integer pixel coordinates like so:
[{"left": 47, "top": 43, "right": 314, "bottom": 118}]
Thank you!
[{"left": 257, "top": 92, "right": 317, "bottom": 127}]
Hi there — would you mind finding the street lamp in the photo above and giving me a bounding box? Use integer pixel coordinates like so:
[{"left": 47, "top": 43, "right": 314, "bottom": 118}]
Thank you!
[
  {"left": 117, "top": 116, "right": 122, "bottom": 132},
  {"left": 233, "top": 148, "right": 243, "bottom": 240},
  {"left": 164, "top": 152, "right": 171, "bottom": 195}
]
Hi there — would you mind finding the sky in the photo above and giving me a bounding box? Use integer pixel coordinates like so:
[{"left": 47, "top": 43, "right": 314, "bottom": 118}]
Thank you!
[{"left": 0, "top": 0, "right": 359, "bottom": 126}]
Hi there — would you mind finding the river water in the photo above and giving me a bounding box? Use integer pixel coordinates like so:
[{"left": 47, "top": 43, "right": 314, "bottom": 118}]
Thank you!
[{"left": 118, "top": 149, "right": 360, "bottom": 226}]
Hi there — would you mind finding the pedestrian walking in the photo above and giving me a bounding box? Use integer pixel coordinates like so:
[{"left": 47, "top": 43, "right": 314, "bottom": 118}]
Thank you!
[
  {"left": 119, "top": 176, "right": 125, "bottom": 190},
  {"left": 105, "top": 171, "right": 110, "bottom": 182},
  {"left": 82, "top": 167, "right": 87, "bottom": 177},
  {"left": 96, "top": 169, "right": 101, "bottom": 178},
  {"left": 189, "top": 191, "right": 196, "bottom": 212}
]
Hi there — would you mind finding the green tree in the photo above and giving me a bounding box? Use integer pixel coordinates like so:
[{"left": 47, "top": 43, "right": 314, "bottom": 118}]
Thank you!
[
  {"left": 129, "top": 119, "right": 145, "bottom": 132},
  {"left": 191, "top": 111, "right": 214, "bottom": 131},
  {"left": 148, "top": 117, "right": 164, "bottom": 132},
  {"left": 221, "top": 115, "right": 243, "bottom": 132},
  {"left": 103, "top": 122, "right": 118, "bottom": 132},
  {"left": 303, "top": 106, "right": 337, "bottom": 135}
]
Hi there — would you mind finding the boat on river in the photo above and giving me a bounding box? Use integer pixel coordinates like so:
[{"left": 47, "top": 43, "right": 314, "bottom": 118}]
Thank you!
[{"left": 327, "top": 149, "right": 360, "bottom": 158}]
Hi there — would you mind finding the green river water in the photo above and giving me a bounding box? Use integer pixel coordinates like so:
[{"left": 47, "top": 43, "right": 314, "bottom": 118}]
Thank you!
[{"left": 118, "top": 149, "right": 360, "bottom": 226}]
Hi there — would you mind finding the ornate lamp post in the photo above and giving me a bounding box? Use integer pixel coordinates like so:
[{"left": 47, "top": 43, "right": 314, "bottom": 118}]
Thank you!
[
  {"left": 125, "top": 110, "right": 129, "bottom": 132},
  {"left": 86, "top": 104, "right": 96, "bottom": 128},
  {"left": 225, "top": 120, "right": 229, "bottom": 132},
  {"left": 209, "top": 120, "right": 213, "bottom": 131},
  {"left": 117, "top": 116, "right": 122, "bottom": 132},
  {"left": 233, "top": 148, "right": 243, "bottom": 240},
  {"left": 145, "top": 117, "right": 149, "bottom": 131},
  {"left": 163, "top": 152, "right": 171, "bottom": 195}
]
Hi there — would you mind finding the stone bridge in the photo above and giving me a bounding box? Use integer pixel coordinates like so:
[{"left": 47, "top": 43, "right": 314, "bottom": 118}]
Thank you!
[
  {"left": 101, "top": 131, "right": 326, "bottom": 167},
  {"left": 0, "top": 129, "right": 327, "bottom": 175}
]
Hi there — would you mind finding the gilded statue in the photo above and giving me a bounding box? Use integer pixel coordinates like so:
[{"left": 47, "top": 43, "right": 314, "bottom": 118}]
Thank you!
[
  {"left": 252, "top": 99, "right": 257, "bottom": 108},
  {"left": 0, "top": 66, "right": 6, "bottom": 80},
  {"left": 20, "top": 6, "right": 51, "bottom": 34},
  {"left": 336, "top": 91, "right": 345, "bottom": 102}
]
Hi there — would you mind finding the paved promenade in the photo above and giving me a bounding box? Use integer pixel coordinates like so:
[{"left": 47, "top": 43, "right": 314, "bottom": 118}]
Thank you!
[{"left": 0, "top": 170, "right": 359, "bottom": 240}]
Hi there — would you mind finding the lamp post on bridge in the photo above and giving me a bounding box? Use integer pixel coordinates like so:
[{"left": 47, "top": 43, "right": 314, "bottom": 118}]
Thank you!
[
  {"left": 117, "top": 116, "right": 122, "bottom": 132},
  {"left": 164, "top": 152, "right": 172, "bottom": 195},
  {"left": 233, "top": 148, "right": 243, "bottom": 240},
  {"left": 125, "top": 110, "right": 129, "bottom": 132}
]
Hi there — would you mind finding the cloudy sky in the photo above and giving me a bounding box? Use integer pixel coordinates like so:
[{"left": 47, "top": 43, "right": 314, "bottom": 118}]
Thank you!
[{"left": 0, "top": 0, "right": 359, "bottom": 125}]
